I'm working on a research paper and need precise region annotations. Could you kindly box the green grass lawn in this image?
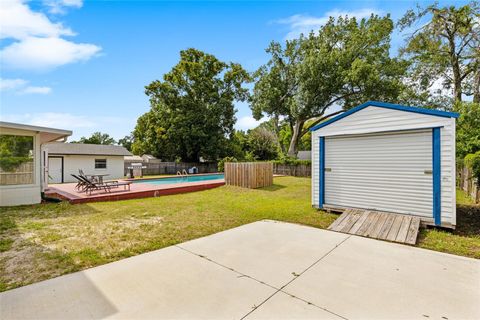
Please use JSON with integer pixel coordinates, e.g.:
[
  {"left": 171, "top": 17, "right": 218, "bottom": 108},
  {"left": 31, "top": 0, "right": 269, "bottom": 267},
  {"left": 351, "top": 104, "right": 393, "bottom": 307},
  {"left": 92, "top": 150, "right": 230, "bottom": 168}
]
[
  {"left": 0, "top": 176, "right": 479, "bottom": 292},
  {"left": 417, "top": 189, "right": 480, "bottom": 259}
]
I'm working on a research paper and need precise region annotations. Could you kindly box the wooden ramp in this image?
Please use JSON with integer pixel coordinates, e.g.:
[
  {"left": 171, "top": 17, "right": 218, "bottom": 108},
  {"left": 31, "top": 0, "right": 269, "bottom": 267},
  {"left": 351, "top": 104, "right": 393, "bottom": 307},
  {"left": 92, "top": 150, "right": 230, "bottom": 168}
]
[{"left": 328, "top": 208, "right": 421, "bottom": 245}]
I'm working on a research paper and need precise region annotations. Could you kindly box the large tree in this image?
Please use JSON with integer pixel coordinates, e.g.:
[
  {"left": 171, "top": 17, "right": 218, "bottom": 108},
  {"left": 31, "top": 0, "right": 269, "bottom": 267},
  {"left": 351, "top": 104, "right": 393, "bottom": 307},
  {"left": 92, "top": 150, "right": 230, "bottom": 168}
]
[
  {"left": 118, "top": 134, "right": 133, "bottom": 152},
  {"left": 73, "top": 132, "right": 116, "bottom": 145},
  {"left": 251, "top": 15, "right": 407, "bottom": 156},
  {"left": 455, "top": 102, "right": 480, "bottom": 159},
  {"left": 132, "top": 49, "right": 249, "bottom": 162},
  {"left": 398, "top": 2, "right": 480, "bottom": 103},
  {"left": 247, "top": 127, "right": 279, "bottom": 160}
]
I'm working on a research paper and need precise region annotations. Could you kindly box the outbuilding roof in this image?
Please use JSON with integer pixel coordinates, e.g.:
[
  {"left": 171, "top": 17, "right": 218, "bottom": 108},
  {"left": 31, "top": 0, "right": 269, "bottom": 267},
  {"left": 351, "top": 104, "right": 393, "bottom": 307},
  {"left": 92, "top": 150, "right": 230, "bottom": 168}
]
[
  {"left": 125, "top": 155, "right": 144, "bottom": 161},
  {"left": 46, "top": 143, "right": 132, "bottom": 156},
  {"left": 309, "top": 101, "right": 459, "bottom": 132}
]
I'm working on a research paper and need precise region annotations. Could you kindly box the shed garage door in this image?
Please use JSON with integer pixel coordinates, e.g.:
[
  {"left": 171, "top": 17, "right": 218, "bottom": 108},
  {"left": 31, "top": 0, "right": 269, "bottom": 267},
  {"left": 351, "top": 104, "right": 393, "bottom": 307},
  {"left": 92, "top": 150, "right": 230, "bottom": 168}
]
[{"left": 325, "top": 130, "right": 433, "bottom": 217}]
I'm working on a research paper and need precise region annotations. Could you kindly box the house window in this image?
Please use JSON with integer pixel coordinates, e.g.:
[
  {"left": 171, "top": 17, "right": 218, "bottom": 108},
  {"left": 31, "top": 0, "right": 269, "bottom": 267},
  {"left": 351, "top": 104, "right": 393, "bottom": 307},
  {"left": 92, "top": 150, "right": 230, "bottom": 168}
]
[
  {"left": 0, "top": 134, "right": 34, "bottom": 185},
  {"left": 95, "top": 159, "right": 107, "bottom": 169}
]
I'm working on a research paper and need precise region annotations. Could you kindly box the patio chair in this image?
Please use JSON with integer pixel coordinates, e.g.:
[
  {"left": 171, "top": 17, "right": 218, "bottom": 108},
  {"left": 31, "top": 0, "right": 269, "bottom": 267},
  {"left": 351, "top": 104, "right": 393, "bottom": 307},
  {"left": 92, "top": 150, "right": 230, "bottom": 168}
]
[
  {"left": 77, "top": 175, "right": 132, "bottom": 195},
  {"left": 76, "top": 175, "right": 113, "bottom": 195},
  {"left": 78, "top": 170, "right": 118, "bottom": 185},
  {"left": 79, "top": 169, "right": 97, "bottom": 182},
  {"left": 71, "top": 174, "right": 88, "bottom": 191}
]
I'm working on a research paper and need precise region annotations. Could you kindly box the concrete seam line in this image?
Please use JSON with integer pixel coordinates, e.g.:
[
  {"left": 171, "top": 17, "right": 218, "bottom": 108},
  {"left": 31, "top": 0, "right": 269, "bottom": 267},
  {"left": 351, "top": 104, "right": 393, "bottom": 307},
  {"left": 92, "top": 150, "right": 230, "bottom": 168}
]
[
  {"left": 240, "top": 236, "right": 351, "bottom": 320},
  {"left": 281, "top": 235, "right": 352, "bottom": 290},
  {"left": 177, "top": 244, "right": 346, "bottom": 319},
  {"left": 175, "top": 245, "right": 279, "bottom": 291}
]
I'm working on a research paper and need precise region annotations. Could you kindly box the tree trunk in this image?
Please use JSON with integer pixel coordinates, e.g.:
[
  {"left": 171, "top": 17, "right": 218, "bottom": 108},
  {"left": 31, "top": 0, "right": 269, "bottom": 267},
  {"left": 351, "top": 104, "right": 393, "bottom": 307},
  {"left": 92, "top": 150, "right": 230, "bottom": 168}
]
[
  {"left": 447, "top": 33, "right": 463, "bottom": 102},
  {"left": 473, "top": 67, "right": 480, "bottom": 103},
  {"left": 287, "top": 120, "right": 304, "bottom": 157},
  {"left": 272, "top": 114, "right": 285, "bottom": 153}
]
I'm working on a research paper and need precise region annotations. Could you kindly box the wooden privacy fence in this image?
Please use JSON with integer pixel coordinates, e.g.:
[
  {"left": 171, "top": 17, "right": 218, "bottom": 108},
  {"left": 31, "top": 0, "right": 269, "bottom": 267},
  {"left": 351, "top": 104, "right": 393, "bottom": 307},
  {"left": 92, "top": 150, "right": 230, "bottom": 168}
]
[
  {"left": 273, "top": 163, "right": 311, "bottom": 177},
  {"left": 224, "top": 162, "right": 273, "bottom": 189},
  {"left": 458, "top": 166, "right": 479, "bottom": 203},
  {"left": 0, "top": 161, "right": 34, "bottom": 185}
]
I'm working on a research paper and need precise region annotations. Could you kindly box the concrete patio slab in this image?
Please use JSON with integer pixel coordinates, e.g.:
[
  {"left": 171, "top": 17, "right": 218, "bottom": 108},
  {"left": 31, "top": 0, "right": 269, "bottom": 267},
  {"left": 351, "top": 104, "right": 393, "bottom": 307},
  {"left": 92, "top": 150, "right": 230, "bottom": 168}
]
[
  {"left": 0, "top": 246, "right": 275, "bottom": 319},
  {"left": 282, "top": 235, "right": 480, "bottom": 320},
  {"left": 1, "top": 220, "right": 479, "bottom": 320},
  {"left": 178, "top": 220, "right": 349, "bottom": 288},
  {"left": 244, "top": 291, "right": 344, "bottom": 320}
]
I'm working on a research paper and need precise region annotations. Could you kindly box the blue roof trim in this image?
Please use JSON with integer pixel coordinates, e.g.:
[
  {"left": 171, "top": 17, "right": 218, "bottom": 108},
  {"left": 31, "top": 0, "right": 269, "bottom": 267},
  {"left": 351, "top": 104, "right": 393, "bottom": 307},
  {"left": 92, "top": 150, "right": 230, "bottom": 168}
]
[{"left": 309, "top": 101, "right": 459, "bottom": 132}]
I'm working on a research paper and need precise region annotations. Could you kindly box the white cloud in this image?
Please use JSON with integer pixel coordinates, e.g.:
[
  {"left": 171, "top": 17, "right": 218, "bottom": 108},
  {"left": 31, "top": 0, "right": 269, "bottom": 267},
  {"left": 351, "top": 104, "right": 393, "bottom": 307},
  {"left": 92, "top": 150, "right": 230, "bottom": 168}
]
[
  {"left": 0, "top": 0, "right": 74, "bottom": 39},
  {"left": 0, "top": 112, "right": 95, "bottom": 129},
  {"left": 0, "top": 78, "right": 28, "bottom": 91},
  {"left": 2, "top": 37, "right": 101, "bottom": 70},
  {"left": 44, "top": 0, "right": 83, "bottom": 14},
  {"left": 277, "top": 8, "right": 382, "bottom": 40},
  {"left": 0, "top": 78, "right": 52, "bottom": 94},
  {"left": 235, "top": 116, "right": 264, "bottom": 131},
  {"left": 20, "top": 86, "right": 52, "bottom": 95},
  {"left": 0, "top": 0, "right": 101, "bottom": 71}
]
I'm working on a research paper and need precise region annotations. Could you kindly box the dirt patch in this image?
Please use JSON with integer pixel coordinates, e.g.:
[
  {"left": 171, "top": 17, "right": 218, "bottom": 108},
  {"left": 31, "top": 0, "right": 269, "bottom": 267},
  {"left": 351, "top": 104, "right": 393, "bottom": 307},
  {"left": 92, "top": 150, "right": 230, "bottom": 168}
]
[{"left": 455, "top": 204, "right": 480, "bottom": 236}]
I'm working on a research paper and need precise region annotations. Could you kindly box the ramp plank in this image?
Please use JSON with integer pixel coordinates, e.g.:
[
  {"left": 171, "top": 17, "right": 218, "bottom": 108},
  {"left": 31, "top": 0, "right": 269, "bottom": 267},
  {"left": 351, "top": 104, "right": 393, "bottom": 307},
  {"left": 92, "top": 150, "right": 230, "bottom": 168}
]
[
  {"left": 327, "top": 207, "right": 422, "bottom": 245},
  {"left": 405, "top": 217, "right": 421, "bottom": 245},
  {"left": 348, "top": 210, "right": 370, "bottom": 234}
]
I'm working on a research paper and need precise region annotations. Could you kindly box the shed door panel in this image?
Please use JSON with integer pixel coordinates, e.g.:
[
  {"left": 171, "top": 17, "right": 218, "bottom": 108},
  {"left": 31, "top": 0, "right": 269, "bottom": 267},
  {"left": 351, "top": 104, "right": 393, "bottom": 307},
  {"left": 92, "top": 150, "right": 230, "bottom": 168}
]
[
  {"left": 325, "top": 130, "right": 433, "bottom": 217},
  {"left": 48, "top": 157, "right": 63, "bottom": 184}
]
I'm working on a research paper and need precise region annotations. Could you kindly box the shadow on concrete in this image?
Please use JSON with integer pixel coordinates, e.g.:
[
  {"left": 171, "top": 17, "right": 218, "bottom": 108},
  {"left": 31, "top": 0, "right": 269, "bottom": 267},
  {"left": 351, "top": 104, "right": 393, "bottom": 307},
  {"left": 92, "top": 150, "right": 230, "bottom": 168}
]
[{"left": 1, "top": 271, "right": 118, "bottom": 319}]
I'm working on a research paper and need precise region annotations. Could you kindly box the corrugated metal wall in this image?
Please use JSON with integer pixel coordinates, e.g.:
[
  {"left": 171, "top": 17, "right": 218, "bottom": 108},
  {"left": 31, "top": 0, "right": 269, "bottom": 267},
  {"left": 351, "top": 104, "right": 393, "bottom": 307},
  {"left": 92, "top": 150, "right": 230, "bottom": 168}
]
[{"left": 325, "top": 130, "right": 433, "bottom": 217}]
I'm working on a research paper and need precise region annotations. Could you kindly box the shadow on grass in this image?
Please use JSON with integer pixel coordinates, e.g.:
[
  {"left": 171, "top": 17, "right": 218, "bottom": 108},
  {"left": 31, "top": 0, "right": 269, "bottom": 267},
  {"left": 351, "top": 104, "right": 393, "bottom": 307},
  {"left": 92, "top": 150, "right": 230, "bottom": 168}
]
[
  {"left": 260, "top": 184, "right": 287, "bottom": 191},
  {"left": 454, "top": 204, "right": 480, "bottom": 236},
  {"left": 0, "top": 201, "right": 101, "bottom": 220}
]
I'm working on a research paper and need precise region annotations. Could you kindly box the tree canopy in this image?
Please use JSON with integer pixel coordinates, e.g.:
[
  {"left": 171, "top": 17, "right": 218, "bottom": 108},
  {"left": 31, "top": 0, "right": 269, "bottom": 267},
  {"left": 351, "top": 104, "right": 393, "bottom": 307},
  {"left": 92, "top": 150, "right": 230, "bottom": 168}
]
[
  {"left": 251, "top": 14, "right": 407, "bottom": 156},
  {"left": 455, "top": 102, "right": 480, "bottom": 159},
  {"left": 132, "top": 49, "right": 250, "bottom": 162},
  {"left": 398, "top": 1, "right": 480, "bottom": 103},
  {"left": 118, "top": 134, "right": 133, "bottom": 151},
  {"left": 72, "top": 132, "right": 116, "bottom": 145}
]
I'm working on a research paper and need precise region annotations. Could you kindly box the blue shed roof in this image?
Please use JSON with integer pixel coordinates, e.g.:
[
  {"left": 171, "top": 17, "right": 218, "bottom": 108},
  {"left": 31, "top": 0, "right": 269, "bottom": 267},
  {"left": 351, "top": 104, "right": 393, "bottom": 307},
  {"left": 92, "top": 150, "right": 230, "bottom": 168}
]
[{"left": 309, "top": 101, "right": 459, "bottom": 132}]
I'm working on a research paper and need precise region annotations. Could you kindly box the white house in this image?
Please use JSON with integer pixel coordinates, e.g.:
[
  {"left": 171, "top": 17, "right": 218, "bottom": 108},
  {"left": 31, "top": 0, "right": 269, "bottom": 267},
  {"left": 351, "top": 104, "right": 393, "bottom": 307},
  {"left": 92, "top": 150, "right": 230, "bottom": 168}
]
[
  {"left": 310, "top": 101, "right": 459, "bottom": 228},
  {"left": 44, "top": 143, "right": 132, "bottom": 183},
  {"left": 0, "top": 122, "right": 72, "bottom": 206}
]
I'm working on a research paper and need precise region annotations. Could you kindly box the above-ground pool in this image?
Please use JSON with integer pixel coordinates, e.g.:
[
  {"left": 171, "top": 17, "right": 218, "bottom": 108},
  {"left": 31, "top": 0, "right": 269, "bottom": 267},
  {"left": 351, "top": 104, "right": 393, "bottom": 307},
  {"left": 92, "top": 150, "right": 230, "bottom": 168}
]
[{"left": 133, "top": 174, "right": 224, "bottom": 185}]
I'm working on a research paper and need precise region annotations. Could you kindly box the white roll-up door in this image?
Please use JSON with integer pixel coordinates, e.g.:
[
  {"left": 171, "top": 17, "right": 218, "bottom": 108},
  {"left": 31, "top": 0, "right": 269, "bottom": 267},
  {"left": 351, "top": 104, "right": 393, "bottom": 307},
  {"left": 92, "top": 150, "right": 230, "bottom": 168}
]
[{"left": 325, "top": 130, "right": 433, "bottom": 217}]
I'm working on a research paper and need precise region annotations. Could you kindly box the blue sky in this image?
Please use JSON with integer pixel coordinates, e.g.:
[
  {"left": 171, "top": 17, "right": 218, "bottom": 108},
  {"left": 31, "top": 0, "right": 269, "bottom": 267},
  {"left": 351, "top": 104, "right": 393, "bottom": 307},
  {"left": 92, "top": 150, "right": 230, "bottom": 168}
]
[{"left": 0, "top": 0, "right": 467, "bottom": 141}]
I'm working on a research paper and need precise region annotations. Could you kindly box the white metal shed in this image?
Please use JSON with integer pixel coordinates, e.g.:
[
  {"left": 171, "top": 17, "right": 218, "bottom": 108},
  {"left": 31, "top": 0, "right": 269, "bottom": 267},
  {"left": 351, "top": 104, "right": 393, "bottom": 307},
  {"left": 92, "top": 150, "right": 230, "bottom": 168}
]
[{"left": 310, "top": 101, "right": 459, "bottom": 228}]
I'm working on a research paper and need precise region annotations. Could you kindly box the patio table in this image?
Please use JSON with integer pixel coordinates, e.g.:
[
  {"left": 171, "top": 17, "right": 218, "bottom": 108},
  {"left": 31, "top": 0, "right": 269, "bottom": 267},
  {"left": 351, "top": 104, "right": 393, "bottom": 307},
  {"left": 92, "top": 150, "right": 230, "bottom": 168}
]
[{"left": 90, "top": 174, "right": 110, "bottom": 184}]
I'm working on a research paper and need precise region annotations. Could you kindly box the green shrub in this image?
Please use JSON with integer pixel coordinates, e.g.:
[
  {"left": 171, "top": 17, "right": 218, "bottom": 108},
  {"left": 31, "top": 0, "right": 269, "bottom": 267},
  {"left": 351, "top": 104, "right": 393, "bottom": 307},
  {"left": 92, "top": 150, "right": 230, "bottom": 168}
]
[
  {"left": 218, "top": 156, "right": 237, "bottom": 172},
  {"left": 271, "top": 155, "right": 311, "bottom": 166},
  {"left": 0, "top": 156, "right": 32, "bottom": 172},
  {"left": 465, "top": 151, "right": 480, "bottom": 187}
]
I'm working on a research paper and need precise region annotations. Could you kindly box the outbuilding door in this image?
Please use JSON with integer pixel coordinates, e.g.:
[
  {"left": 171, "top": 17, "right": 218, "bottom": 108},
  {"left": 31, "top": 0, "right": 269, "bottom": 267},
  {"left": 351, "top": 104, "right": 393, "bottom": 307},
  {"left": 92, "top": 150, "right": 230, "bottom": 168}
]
[
  {"left": 324, "top": 130, "right": 434, "bottom": 218},
  {"left": 48, "top": 157, "right": 63, "bottom": 184}
]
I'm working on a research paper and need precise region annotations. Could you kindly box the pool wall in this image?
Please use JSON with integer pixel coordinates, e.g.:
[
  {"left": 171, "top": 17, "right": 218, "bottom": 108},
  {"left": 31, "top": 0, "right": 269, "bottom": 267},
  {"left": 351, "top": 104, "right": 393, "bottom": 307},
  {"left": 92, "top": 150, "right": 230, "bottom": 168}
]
[
  {"left": 125, "top": 172, "right": 224, "bottom": 183},
  {"left": 45, "top": 178, "right": 225, "bottom": 204}
]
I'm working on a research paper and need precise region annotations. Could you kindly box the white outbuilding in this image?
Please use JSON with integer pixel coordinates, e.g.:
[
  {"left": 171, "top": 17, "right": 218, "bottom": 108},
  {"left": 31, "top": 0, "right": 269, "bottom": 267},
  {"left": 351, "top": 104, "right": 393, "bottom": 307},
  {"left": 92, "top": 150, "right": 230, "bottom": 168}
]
[
  {"left": 44, "top": 143, "right": 132, "bottom": 183},
  {"left": 310, "top": 101, "right": 459, "bottom": 228}
]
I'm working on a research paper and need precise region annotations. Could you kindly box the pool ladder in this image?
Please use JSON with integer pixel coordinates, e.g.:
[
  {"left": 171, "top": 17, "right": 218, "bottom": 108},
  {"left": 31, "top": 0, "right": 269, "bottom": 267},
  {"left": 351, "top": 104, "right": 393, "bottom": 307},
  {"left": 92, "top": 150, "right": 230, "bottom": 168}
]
[{"left": 176, "top": 169, "right": 189, "bottom": 178}]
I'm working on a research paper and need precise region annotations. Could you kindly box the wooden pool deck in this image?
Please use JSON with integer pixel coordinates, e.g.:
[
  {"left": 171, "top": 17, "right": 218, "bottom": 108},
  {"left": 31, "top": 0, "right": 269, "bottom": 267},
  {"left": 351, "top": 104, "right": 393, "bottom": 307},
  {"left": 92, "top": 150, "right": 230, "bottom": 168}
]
[
  {"left": 45, "top": 179, "right": 225, "bottom": 204},
  {"left": 328, "top": 208, "right": 421, "bottom": 245}
]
